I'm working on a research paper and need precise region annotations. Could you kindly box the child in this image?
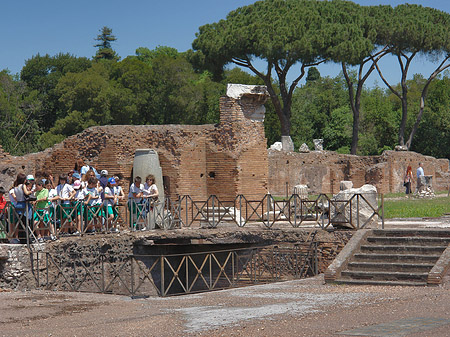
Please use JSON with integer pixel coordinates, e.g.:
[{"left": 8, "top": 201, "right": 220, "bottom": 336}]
[
  {"left": 112, "top": 176, "right": 125, "bottom": 224},
  {"left": 55, "top": 174, "right": 76, "bottom": 234},
  {"left": 84, "top": 177, "right": 101, "bottom": 233},
  {"left": 33, "top": 179, "right": 49, "bottom": 242},
  {"left": 46, "top": 180, "right": 58, "bottom": 240},
  {"left": 73, "top": 180, "right": 84, "bottom": 234},
  {"left": 103, "top": 177, "right": 118, "bottom": 232}
]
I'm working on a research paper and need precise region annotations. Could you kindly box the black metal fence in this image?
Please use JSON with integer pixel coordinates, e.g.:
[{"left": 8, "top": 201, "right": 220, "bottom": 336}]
[
  {"left": 0, "top": 193, "right": 383, "bottom": 246},
  {"left": 30, "top": 242, "right": 319, "bottom": 297}
]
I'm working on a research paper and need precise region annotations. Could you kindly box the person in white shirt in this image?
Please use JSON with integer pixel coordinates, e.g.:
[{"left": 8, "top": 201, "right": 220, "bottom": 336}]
[
  {"left": 103, "top": 177, "right": 119, "bottom": 232},
  {"left": 143, "top": 174, "right": 159, "bottom": 215},
  {"left": 72, "top": 180, "right": 84, "bottom": 234},
  {"left": 143, "top": 174, "right": 159, "bottom": 202},
  {"left": 84, "top": 177, "right": 101, "bottom": 233},
  {"left": 55, "top": 174, "right": 76, "bottom": 234},
  {"left": 113, "top": 176, "right": 125, "bottom": 204},
  {"left": 46, "top": 180, "right": 58, "bottom": 240},
  {"left": 128, "top": 176, "right": 144, "bottom": 229}
]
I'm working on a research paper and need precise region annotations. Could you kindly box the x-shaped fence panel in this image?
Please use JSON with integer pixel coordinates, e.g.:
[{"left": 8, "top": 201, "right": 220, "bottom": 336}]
[{"left": 30, "top": 243, "right": 318, "bottom": 297}]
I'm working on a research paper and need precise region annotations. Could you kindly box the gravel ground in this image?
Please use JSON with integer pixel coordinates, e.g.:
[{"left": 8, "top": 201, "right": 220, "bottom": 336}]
[{"left": 1, "top": 274, "right": 450, "bottom": 337}]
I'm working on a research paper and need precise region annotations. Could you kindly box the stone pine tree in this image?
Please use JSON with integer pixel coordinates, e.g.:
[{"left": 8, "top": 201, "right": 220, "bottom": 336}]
[
  {"left": 94, "top": 26, "right": 119, "bottom": 61},
  {"left": 373, "top": 4, "right": 450, "bottom": 150},
  {"left": 337, "top": 4, "right": 390, "bottom": 155},
  {"left": 193, "top": 0, "right": 373, "bottom": 140}
]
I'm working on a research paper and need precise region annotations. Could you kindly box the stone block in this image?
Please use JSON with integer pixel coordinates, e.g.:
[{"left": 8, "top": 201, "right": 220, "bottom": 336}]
[
  {"left": 281, "top": 136, "right": 294, "bottom": 152},
  {"left": 340, "top": 181, "right": 353, "bottom": 191},
  {"left": 293, "top": 184, "right": 308, "bottom": 200},
  {"left": 270, "top": 142, "right": 283, "bottom": 151},
  {"left": 313, "top": 139, "right": 323, "bottom": 151},
  {"left": 299, "top": 143, "right": 310, "bottom": 153},
  {"left": 331, "top": 184, "right": 378, "bottom": 229}
]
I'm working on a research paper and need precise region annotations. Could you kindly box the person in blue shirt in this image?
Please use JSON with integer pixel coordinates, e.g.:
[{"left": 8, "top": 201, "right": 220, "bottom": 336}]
[{"left": 416, "top": 162, "right": 424, "bottom": 191}]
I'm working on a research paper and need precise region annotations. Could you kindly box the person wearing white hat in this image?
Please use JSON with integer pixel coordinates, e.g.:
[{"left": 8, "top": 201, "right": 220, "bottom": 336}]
[{"left": 26, "top": 174, "right": 36, "bottom": 193}]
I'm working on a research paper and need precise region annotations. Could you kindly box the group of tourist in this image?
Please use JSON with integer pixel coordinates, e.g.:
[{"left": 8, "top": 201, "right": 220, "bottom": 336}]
[{"left": 0, "top": 159, "right": 159, "bottom": 244}]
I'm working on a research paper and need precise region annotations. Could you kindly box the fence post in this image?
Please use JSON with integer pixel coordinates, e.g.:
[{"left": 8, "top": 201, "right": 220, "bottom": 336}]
[
  {"left": 46, "top": 252, "right": 49, "bottom": 289},
  {"left": 211, "top": 195, "right": 216, "bottom": 227},
  {"left": 357, "top": 194, "right": 360, "bottom": 229},
  {"left": 314, "top": 242, "right": 318, "bottom": 275},
  {"left": 160, "top": 255, "right": 165, "bottom": 296},
  {"left": 130, "top": 256, "right": 135, "bottom": 296},
  {"left": 101, "top": 255, "right": 105, "bottom": 293},
  {"left": 381, "top": 194, "right": 385, "bottom": 229},
  {"left": 209, "top": 253, "right": 212, "bottom": 290}
]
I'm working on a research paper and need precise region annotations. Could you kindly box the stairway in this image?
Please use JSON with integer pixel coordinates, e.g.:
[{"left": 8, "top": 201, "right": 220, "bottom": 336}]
[{"left": 332, "top": 229, "right": 450, "bottom": 286}]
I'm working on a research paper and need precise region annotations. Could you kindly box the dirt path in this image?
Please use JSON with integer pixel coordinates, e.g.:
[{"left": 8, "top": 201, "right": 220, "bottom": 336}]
[{"left": 1, "top": 274, "right": 450, "bottom": 336}]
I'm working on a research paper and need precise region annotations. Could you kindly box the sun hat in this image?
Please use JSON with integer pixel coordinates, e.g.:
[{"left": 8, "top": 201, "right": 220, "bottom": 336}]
[
  {"left": 108, "top": 177, "right": 116, "bottom": 185},
  {"left": 73, "top": 180, "right": 81, "bottom": 189}
]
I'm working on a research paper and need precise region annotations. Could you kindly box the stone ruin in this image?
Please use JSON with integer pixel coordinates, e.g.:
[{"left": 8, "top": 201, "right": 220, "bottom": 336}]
[
  {"left": 415, "top": 175, "right": 436, "bottom": 198},
  {"left": 269, "top": 150, "right": 450, "bottom": 195},
  {"left": 0, "top": 84, "right": 270, "bottom": 202}
]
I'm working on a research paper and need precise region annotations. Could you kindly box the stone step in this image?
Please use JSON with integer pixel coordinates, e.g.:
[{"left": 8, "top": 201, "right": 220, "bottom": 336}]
[
  {"left": 347, "top": 261, "right": 434, "bottom": 272},
  {"left": 334, "top": 278, "right": 428, "bottom": 287},
  {"left": 360, "top": 245, "right": 447, "bottom": 254},
  {"left": 341, "top": 270, "right": 428, "bottom": 282},
  {"left": 366, "top": 236, "right": 450, "bottom": 246},
  {"left": 353, "top": 253, "right": 441, "bottom": 263},
  {"left": 372, "top": 229, "right": 450, "bottom": 238}
]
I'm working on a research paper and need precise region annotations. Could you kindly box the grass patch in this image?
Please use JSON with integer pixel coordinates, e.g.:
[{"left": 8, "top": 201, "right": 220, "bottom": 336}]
[
  {"left": 383, "top": 196, "right": 450, "bottom": 218},
  {"left": 384, "top": 190, "right": 448, "bottom": 199}
]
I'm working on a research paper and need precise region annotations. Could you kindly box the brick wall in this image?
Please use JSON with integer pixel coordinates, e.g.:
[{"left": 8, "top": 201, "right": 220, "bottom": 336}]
[
  {"left": 268, "top": 150, "right": 450, "bottom": 195},
  {"left": 0, "top": 94, "right": 270, "bottom": 202}
]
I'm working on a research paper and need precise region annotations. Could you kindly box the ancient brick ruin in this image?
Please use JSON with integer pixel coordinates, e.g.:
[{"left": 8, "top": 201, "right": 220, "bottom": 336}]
[
  {"left": 0, "top": 85, "right": 269, "bottom": 201},
  {"left": 269, "top": 150, "right": 450, "bottom": 195}
]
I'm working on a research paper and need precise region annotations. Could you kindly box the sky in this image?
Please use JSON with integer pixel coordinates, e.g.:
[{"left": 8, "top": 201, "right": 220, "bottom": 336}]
[{"left": 2, "top": 0, "right": 450, "bottom": 87}]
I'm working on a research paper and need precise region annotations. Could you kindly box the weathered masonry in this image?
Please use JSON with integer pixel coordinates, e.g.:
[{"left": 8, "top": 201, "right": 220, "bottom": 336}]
[
  {"left": 0, "top": 84, "right": 270, "bottom": 201},
  {"left": 268, "top": 150, "right": 450, "bottom": 195}
]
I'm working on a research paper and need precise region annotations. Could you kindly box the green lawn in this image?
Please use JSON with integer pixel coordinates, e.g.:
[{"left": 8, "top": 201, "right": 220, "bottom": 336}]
[{"left": 383, "top": 196, "right": 450, "bottom": 219}]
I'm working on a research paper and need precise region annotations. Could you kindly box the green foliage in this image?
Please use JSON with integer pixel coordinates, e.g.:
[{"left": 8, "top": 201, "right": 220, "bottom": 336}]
[
  {"left": 20, "top": 53, "right": 92, "bottom": 131},
  {"left": 135, "top": 46, "right": 179, "bottom": 65},
  {"left": 94, "top": 26, "right": 119, "bottom": 61},
  {"left": 305, "top": 67, "right": 320, "bottom": 83},
  {"left": 193, "top": 0, "right": 374, "bottom": 137},
  {"left": 0, "top": 71, "right": 42, "bottom": 155},
  {"left": 290, "top": 75, "right": 350, "bottom": 150},
  {"left": 3, "top": 4, "right": 450, "bottom": 160},
  {"left": 412, "top": 73, "right": 450, "bottom": 158},
  {"left": 359, "top": 87, "right": 398, "bottom": 155},
  {"left": 322, "top": 106, "right": 352, "bottom": 151}
]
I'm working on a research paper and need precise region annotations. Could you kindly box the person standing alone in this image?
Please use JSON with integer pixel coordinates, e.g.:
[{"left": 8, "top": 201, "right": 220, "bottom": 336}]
[{"left": 416, "top": 162, "right": 425, "bottom": 192}]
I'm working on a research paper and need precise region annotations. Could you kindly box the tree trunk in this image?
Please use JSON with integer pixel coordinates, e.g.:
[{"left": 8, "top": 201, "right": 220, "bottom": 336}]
[
  {"left": 405, "top": 96, "right": 425, "bottom": 149},
  {"left": 350, "top": 108, "right": 360, "bottom": 155},
  {"left": 398, "top": 97, "right": 408, "bottom": 147}
]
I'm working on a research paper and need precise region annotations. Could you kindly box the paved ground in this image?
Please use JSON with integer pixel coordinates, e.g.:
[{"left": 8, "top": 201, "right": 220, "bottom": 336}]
[
  {"left": 1, "top": 273, "right": 450, "bottom": 337},
  {"left": 2, "top": 217, "right": 450, "bottom": 336}
]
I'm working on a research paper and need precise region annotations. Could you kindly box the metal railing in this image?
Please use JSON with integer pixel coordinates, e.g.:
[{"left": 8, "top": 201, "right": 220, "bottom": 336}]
[
  {"left": 171, "top": 193, "right": 383, "bottom": 229},
  {"left": 30, "top": 242, "right": 318, "bottom": 297},
  {"left": 0, "top": 193, "right": 383, "bottom": 246}
]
